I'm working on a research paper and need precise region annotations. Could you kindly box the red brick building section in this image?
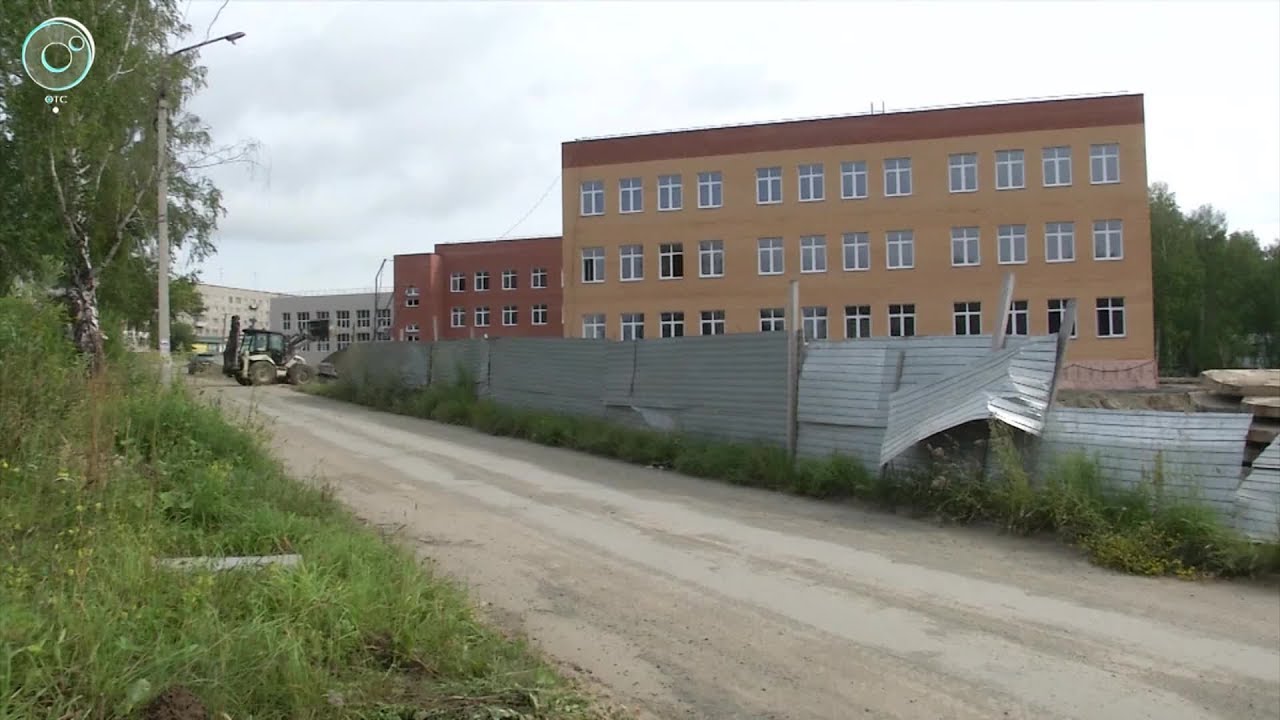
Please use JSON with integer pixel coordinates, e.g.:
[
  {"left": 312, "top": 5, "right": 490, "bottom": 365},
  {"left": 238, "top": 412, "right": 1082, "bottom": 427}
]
[{"left": 391, "top": 236, "right": 563, "bottom": 341}]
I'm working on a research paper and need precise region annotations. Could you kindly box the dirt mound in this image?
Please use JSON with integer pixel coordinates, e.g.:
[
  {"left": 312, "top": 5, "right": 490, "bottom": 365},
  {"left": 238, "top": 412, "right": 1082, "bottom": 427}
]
[{"left": 142, "top": 686, "right": 208, "bottom": 720}]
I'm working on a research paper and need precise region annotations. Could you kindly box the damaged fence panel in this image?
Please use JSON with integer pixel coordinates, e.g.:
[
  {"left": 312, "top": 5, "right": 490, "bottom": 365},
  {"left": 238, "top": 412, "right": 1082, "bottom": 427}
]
[{"left": 1234, "top": 438, "right": 1280, "bottom": 542}]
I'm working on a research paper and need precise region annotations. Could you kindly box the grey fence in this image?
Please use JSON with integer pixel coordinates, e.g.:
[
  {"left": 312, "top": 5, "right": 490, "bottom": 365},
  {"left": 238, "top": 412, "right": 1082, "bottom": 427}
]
[{"left": 324, "top": 333, "right": 1277, "bottom": 541}]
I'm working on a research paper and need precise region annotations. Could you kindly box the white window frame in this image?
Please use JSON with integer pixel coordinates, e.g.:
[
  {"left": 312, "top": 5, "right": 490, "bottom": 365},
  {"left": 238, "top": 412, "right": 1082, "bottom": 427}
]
[
  {"left": 1093, "top": 219, "right": 1124, "bottom": 260},
  {"left": 886, "top": 230, "right": 914, "bottom": 269},
  {"left": 844, "top": 305, "right": 871, "bottom": 339},
  {"left": 281, "top": 312, "right": 291, "bottom": 331},
  {"left": 1042, "top": 146, "right": 1072, "bottom": 187},
  {"left": 336, "top": 332, "right": 351, "bottom": 349},
  {"left": 658, "top": 174, "right": 683, "bottom": 211},
  {"left": 619, "top": 244, "right": 644, "bottom": 281},
  {"left": 997, "top": 224, "right": 1028, "bottom": 265},
  {"left": 474, "top": 306, "right": 490, "bottom": 327},
  {"left": 580, "top": 180, "right": 604, "bottom": 216},
  {"left": 619, "top": 177, "right": 643, "bottom": 213},
  {"left": 697, "top": 171, "right": 723, "bottom": 209},
  {"left": 951, "top": 227, "right": 981, "bottom": 267},
  {"left": 336, "top": 310, "right": 350, "bottom": 328},
  {"left": 801, "top": 306, "right": 828, "bottom": 341},
  {"left": 501, "top": 305, "right": 518, "bottom": 326},
  {"left": 757, "top": 237, "right": 784, "bottom": 275},
  {"left": 405, "top": 297, "right": 419, "bottom": 308},
  {"left": 501, "top": 270, "right": 517, "bottom": 290},
  {"left": 659, "top": 242, "right": 685, "bottom": 279},
  {"left": 953, "top": 301, "right": 982, "bottom": 336},
  {"left": 884, "top": 157, "right": 912, "bottom": 197},
  {"left": 699, "top": 310, "right": 726, "bottom": 336},
  {"left": 659, "top": 311, "right": 685, "bottom": 338},
  {"left": 1090, "top": 143, "right": 1120, "bottom": 184},
  {"left": 756, "top": 167, "right": 782, "bottom": 204},
  {"left": 449, "top": 272, "right": 466, "bottom": 292},
  {"left": 1045, "top": 222, "right": 1076, "bottom": 263},
  {"left": 759, "top": 308, "right": 785, "bottom": 332},
  {"left": 581, "top": 247, "right": 605, "bottom": 283},
  {"left": 531, "top": 303, "right": 549, "bottom": 326},
  {"left": 405, "top": 285, "right": 419, "bottom": 297},
  {"left": 842, "top": 232, "right": 870, "bottom": 271},
  {"left": 450, "top": 307, "right": 465, "bottom": 328},
  {"left": 800, "top": 235, "right": 827, "bottom": 273},
  {"left": 888, "top": 304, "right": 916, "bottom": 337},
  {"left": 473, "top": 271, "right": 490, "bottom": 292},
  {"left": 698, "top": 239, "right": 725, "bottom": 278},
  {"left": 1006, "top": 300, "right": 1029, "bottom": 337},
  {"left": 948, "top": 153, "right": 978, "bottom": 193},
  {"left": 620, "top": 312, "right": 644, "bottom": 341},
  {"left": 840, "top": 161, "right": 868, "bottom": 199},
  {"left": 355, "top": 310, "right": 370, "bottom": 328},
  {"left": 797, "top": 163, "right": 824, "bottom": 202},
  {"left": 582, "top": 313, "right": 606, "bottom": 339},
  {"left": 995, "top": 149, "right": 1025, "bottom": 190},
  {"left": 1096, "top": 297, "right": 1126, "bottom": 338},
  {"left": 531, "top": 267, "right": 548, "bottom": 288},
  {"left": 1047, "top": 298, "right": 1078, "bottom": 338}
]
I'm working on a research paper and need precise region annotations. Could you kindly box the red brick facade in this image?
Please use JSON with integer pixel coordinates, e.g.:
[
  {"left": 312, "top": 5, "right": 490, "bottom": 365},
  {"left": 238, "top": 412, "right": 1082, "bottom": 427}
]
[{"left": 391, "top": 236, "right": 563, "bottom": 341}]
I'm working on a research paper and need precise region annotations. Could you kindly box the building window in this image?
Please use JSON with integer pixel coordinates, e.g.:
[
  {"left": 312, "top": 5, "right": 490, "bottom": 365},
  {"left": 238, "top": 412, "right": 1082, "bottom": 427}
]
[
  {"left": 450, "top": 272, "right": 466, "bottom": 292},
  {"left": 659, "top": 242, "right": 685, "bottom": 279},
  {"left": 474, "top": 271, "right": 490, "bottom": 291},
  {"left": 953, "top": 301, "right": 982, "bottom": 335},
  {"left": 580, "top": 180, "right": 605, "bottom": 216},
  {"left": 841, "top": 161, "right": 868, "bottom": 199},
  {"left": 884, "top": 157, "right": 912, "bottom": 196},
  {"left": 997, "top": 224, "right": 1028, "bottom": 264},
  {"left": 581, "top": 247, "right": 605, "bottom": 283},
  {"left": 802, "top": 306, "right": 828, "bottom": 340},
  {"left": 842, "top": 232, "right": 870, "bottom": 271},
  {"left": 1047, "top": 298, "right": 1077, "bottom": 338},
  {"left": 759, "top": 308, "right": 785, "bottom": 332},
  {"left": 532, "top": 304, "right": 548, "bottom": 325},
  {"left": 1045, "top": 222, "right": 1075, "bottom": 262},
  {"left": 336, "top": 332, "right": 351, "bottom": 349},
  {"left": 700, "top": 310, "right": 726, "bottom": 335},
  {"left": 660, "top": 311, "right": 685, "bottom": 338},
  {"left": 658, "top": 174, "right": 682, "bottom": 211},
  {"left": 756, "top": 166, "right": 782, "bottom": 204},
  {"left": 502, "top": 270, "right": 517, "bottom": 290},
  {"left": 888, "top": 304, "right": 916, "bottom": 337},
  {"left": 1096, "top": 297, "right": 1126, "bottom": 337},
  {"left": 356, "top": 332, "right": 371, "bottom": 342},
  {"left": 450, "top": 307, "right": 465, "bottom": 328},
  {"left": 474, "top": 306, "right": 490, "bottom": 327},
  {"left": 621, "top": 312, "right": 645, "bottom": 341},
  {"left": 993, "top": 149, "right": 1026, "bottom": 190},
  {"left": 1090, "top": 143, "right": 1120, "bottom": 184},
  {"left": 376, "top": 308, "right": 390, "bottom": 328},
  {"left": 800, "top": 235, "right": 827, "bottom": 273},
  {"left": 1042, "top": 146, "right": 1072, "bottom": 187},
  {"left": 619, "top": 177, "right": 643, "bottom": 213},
  {"left": 405, "top": 322, "right": 419, "bottom": 333},
  {"left": 948, "top": 153, "right": 978, "bottom": 193},
  {"left": 1006, "top": 300, "right": 1029, "bottom": 336},
  {"left": 844, "top": 305, "right": 871, "bottom": 339},
  {"left": 531, "top": 267, "right": 548, "bottom": 288},
  {"left": 335, "top": 310, "right": 350, "bottom": 328},
  {"left": 757, "top": 238, "right": 784, "bottom": 275},
  {"left": 297, "top": 311, "right": 310, "bottom": 324},
  {"left": 951, "top": 227, "right": 981, "bottom": 266},
  {"left": 1093, "top": 219, "right": 1124, "bottom": 260},
  {"left": 502, "top": 305, "right": 518, "bottom": 326},
  {"left": 281, "top": 312, "right": 291, "bottom": 330},
  {"left": 798, "top": 163, "right": 824, "bottom": 202},
  {"left": 698, "top": 239, "right": 724, "bottom": 278},
  {"left": 697, "top": 171, "right": 723, "bottom": 208},
  {"left": 405, "top": 285, "right": 419, "bottom": 297},
  {"left": 582, "top": 313, "right": 606, "bottom": 339},
  {"left": 355, "top": 309, "right": 369, "bottom": 328},
  {"left": 405, "top": 297, "right": 419, "bottom": 308},
  {"left": 314, "top": 340, "right": 331, "bottom": 352},
  {"left": 620, "top": 244, "right": 644, "bottom": 281},
  {"left": 886, "top": 230, "right": 914, "bottom": 269}
]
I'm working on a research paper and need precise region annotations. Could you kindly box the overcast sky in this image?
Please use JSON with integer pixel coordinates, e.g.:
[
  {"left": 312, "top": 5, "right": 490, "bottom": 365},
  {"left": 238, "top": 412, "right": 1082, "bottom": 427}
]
[{"left": 175, "top": 0, "right": 1280, "bottom": 294}]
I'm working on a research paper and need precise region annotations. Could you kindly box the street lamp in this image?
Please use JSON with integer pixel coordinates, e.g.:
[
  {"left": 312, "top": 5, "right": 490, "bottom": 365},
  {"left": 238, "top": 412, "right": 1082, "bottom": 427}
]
[{"left": 156, "top": 31, "right": 245, "bottom": 385}]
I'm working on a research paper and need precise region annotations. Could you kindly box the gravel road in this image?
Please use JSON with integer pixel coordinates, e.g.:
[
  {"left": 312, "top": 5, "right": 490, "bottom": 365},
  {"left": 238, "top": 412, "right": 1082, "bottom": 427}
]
[{"left": 201, "top": 381, "right": 1280, "bottom": 720}]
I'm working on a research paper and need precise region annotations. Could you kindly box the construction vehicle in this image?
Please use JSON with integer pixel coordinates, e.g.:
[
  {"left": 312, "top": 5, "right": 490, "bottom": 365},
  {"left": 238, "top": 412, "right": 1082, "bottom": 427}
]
[{"left": 221, "top": 314, "right": 330, "bottom": 386}]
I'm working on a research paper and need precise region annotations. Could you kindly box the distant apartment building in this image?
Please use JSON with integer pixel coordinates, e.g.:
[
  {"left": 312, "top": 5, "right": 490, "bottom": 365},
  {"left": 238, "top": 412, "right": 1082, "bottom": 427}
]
[
  {"left": 559, "top": 93, "right": 1156, "bottom": 388},
  {"left": 269, "top": 291, "right": 386, "bottom": 365},
  {"left": 392, "top": 236, "right": 563, "bottom": 342},
  {"left": 186, "top": 283, "right": 284, "bottom": 338}
]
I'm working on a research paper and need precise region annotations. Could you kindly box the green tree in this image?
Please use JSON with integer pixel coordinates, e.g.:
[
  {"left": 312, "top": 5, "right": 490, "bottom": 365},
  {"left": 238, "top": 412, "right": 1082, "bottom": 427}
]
[{"left": 169, "top": 320, "right": 196, "bottom": 352}]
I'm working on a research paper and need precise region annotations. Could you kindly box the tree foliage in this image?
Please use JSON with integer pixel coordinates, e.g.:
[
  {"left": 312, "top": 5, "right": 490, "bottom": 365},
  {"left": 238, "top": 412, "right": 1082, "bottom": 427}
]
[{"left": 1150, "top": 182, "right": 1280, "bottom": 374}]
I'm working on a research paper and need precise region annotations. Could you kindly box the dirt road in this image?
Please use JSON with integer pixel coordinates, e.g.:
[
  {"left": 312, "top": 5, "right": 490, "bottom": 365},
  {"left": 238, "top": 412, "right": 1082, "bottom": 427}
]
[{"left": 201, "top": 381, "right": 1280, "bottom": 720}]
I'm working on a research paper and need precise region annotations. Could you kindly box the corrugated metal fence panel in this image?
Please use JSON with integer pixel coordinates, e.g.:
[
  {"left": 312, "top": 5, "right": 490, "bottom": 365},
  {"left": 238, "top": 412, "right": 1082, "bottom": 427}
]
[
  {"left": 629, "top": 333, "right": 788, "bottom": 444},
  {"left": 488, "top": 337, "right": 608, "bottom": 417},
  {"left": 603, "top": 342, "right": 637, "bottom": 402},
  {"left": 429, "top": 339, "right": 486, "bottom": 387},
  {"left": 798, "top": 342, "right": 894, "bottom": 427},
  {"left": 895, "top": 335, "right": 1004, "bottom": 389},
  {"left": 1234, "top": 439, "right": 1280, "bottom": 541},
  {"left": 1039, "top": 408, "right": 1252, "bottom": 516}
]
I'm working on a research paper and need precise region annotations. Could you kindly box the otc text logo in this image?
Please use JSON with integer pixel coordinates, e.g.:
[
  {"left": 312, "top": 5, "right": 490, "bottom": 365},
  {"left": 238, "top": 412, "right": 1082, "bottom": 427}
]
[{"left": 22, "top": 17, "right": 96, "bottom": 93}]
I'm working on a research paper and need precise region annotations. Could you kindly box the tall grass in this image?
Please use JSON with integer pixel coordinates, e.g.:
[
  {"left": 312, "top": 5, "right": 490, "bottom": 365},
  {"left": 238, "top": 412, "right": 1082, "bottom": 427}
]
[
  {"left": 0, "top": 297, "right": 602, "bottom": 719},
  {"left": 311, "top": 372, "right": 1280, "bottom": 580}
]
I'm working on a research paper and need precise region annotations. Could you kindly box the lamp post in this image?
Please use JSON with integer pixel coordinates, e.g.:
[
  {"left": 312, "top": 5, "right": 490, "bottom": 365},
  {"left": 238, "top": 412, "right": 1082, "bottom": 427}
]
[{"left": 157, "top": 31, "right": 245, "bottom": 385}]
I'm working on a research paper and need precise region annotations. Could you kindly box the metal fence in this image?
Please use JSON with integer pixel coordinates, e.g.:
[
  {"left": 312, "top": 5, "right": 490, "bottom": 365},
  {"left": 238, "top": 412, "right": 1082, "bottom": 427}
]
[{"left": 325, "top": 333, "right": 1276, "bottom": 541}]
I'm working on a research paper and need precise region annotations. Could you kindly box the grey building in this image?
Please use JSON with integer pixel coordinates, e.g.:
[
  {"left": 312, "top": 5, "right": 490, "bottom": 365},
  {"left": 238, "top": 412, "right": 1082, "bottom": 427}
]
[
  {"left": 269, "top": 291, "right": 390, "bottom": 364},
  {"left": 187, "top": 283, "right": 285, "bottom": 338}
]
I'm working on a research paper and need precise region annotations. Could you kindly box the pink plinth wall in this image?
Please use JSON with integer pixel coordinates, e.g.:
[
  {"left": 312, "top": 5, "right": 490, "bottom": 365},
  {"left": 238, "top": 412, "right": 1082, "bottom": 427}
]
[{"left": 1057, "top": 359, "right": 1159, "bottom": 390}]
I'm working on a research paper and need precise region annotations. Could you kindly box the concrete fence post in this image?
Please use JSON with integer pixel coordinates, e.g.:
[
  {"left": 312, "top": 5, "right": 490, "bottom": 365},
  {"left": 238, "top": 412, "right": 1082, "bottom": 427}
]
[{"left": 992, "top": 271, "right": 1016, "bottom": 351}]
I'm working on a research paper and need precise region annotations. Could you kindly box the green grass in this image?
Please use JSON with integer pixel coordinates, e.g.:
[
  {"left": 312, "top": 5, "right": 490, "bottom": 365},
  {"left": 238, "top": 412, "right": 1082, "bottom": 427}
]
[
  {"left": 308, "top": 370, "right": 1280, "bottom": 581},
  {"left": 0, "top": 297, "right": 607, "bottom": 719}
]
